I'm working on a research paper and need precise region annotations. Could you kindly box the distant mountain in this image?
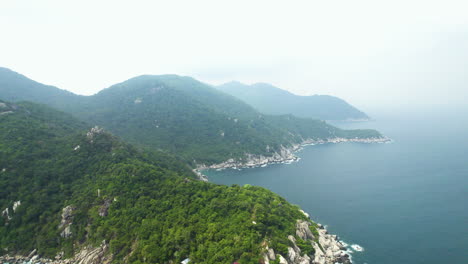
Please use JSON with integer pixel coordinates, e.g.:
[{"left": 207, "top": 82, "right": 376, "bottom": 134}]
[
  {"left": 217, "top": 81, "right": 369, "bottom": 121},
  {"left": 0, "top": 100, "right": 324, "bottom": 263},
  {"left": 0, "top": 68, "right": 383, "bottom": 166},
  {"left": 0, "top": 67, "right": 84, "bottom": 111}
]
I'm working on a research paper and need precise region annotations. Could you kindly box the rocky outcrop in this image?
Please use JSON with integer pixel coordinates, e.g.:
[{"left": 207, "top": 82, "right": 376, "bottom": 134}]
[
  {"left": 196, "top": 136, "right": 391, "bottom": 175},
  {"left": 2, "top": 207, "right": 11, "bottom": 222},
  {"left": 196, "top": 145, "right": 298, "bottom": 172},
  {"left": 1, "top": 201, "right": 22, "bottom": 224},
  {"left": 59, "top": 205, "right": 75, "bottom": 238},
  {"left": 193, "top": 169, "right": 208, "bottom": 182},
  {"left": 71, "top": 241, "right": 111, "bottom": 264},
  {"left": 99, "top": 199, "right": 112, "bottom": 217},
  {"left": 263, "top": 210, "right": 352, "bottom": 264},
  {"left": 86, "top": 126, "right": 104, "bottom": 143},
  {"left": 311, "top": 225, "right": 351, "bottom": 264},
  {"left": 0, "top": 241, "right": 111, "bottom": 264},
  {"left": 296, "top": 220, "right": 315, "bottom": 241},
  {"left": 12, "top": 201, "right": 21, "bottom": 212}
]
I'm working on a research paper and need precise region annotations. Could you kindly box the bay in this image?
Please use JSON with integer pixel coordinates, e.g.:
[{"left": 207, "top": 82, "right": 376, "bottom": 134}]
[{"left": 204, "top": 109, "right": 468, "bottom": 264}]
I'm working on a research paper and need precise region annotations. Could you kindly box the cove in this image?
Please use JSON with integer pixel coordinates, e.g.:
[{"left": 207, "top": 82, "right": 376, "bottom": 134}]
[{"left": 204, "top": 109, "right": 468, "bottom": 264}]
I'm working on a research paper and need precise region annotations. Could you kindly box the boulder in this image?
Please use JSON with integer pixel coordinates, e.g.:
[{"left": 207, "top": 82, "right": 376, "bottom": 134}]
[
  {"left": 296, "top": 220, "right": 315, "bottom": 241},
  {"left": 279, "top": 255, "right": 288, "bottom": 264},
  {"left": 267, "top": 248, "right": 276, "bottom": 260}
]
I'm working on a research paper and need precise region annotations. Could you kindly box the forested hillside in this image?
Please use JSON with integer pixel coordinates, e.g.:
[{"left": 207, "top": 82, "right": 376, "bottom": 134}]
[
  {"left": 217, "top": 81, "right": 369, "bottom": 121},
  {"left": 0, "top": 101, "right": 317, "bottom": 263},
  {"left": 0, "top": 68, "right": 384, "bottom": 166}
]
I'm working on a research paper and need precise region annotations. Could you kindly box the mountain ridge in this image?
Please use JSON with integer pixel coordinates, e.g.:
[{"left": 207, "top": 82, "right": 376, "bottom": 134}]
[
  {"left": 0, "top": 67, "right": 385, "bottom": 166},
  {"left": 217, "top": 81, "right": 370, "bottom": 121}
]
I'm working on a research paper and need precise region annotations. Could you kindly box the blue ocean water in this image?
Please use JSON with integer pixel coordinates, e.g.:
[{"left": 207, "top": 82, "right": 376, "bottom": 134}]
[{"left": 204, "top": 109, "right": 468, "bottom": 264}]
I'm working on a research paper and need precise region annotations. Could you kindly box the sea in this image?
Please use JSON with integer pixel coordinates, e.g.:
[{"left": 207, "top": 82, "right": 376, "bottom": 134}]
[{"left": 204, "top": 107, "right": 468, "bottom": 264}]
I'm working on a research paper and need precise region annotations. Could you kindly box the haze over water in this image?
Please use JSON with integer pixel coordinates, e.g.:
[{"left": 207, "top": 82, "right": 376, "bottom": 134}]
[{"left": 205, "top": 108, "right": 468, "bottom": 264}]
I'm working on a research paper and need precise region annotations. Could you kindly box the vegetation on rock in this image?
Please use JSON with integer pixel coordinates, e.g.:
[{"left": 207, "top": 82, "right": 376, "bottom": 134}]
[{"left": 0, "top": 101, "right": 315, "bottom": 263}]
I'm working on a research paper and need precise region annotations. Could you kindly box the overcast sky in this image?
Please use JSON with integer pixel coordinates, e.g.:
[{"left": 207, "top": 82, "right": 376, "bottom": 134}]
[{"left": 1, "top": 0, "right": 467, "bottom": 110}]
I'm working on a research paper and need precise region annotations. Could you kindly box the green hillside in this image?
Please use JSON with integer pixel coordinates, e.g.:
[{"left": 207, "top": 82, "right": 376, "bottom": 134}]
[
  {"left": 0, "top": 101, "right": 315, "bottom": 263},
  {"left": 217, "top": 81, "right": 369, "bottom": 121},
  {"left": 0, "top": 67, "right": 85, "bottom": 112},
  {"left": 0, "top": 68, "right": 384, "bottom": 166},
  {"left": 74, "top": 75, "right": 382, "bottom": 164}
]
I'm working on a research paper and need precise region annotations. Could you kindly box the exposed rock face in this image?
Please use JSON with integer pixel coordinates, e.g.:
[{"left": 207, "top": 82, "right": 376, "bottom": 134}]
[
  {"left": 312, "top": 225, "right": 351, "bottom": 264},
  {"left": 263, "top": 210, "right": 352, "bottom": 264},
  {"left": 2, "top": 207, "right": 11, "bottom": 221},
  {"left": 12, "top": 201, "right": 21, "bottom": 212},
  {"left": 278, "top": 255, "right": 288, "bottom": 264},
  {"left": 2, "top": 201, "right": 22, "bottom": 223},
  {"left": 192, "top": 169, "right": 208, "bottom": 182},
  {"left": 86, "top": 126, "right": 104, "bottom": 143},
  {"left": 196, "top": 145, "right": 298, "bottom": 172},
  {"left": 99, "top": 199, "right": 112, "bottom": 217},
  {"left": 59, "top": 205, "right": 75, "bottom": 238},
  {"left": 72, "top": 241, "right": 111, "bottom": 264},
  {"left": 267, "top": 248, "right": 276, "bottom": 260},
  {"left": 0, "top": 241, "right": 111, "bottom": 264},
  {"left": 296, "top": 220, "right": 315, "bottom": 241}
]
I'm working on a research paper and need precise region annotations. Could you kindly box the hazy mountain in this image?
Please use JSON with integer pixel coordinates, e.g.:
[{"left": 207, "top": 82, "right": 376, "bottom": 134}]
[
  {"left": 0, "top": 100, "right": 318, "bottom": 263},
  {"left": 0, "top": 68, "right": 383, "bottom": 165},
  {"left": 217, "top": 81, "right": 369, "bottom": 121},
  {"left": 0, "top": 67, "right": 84, "bottom": 112}
]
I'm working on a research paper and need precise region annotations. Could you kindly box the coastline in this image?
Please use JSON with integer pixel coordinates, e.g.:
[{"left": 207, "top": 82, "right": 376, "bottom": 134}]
[
  {"left": 195, "top": 136, "right": 391, "bottom": 179},
  {"left": 193, "top": 136, "right": 386, "bottom": 263},
  {"left": 263, "top": 209, "right": 355, "bottom": 264}
]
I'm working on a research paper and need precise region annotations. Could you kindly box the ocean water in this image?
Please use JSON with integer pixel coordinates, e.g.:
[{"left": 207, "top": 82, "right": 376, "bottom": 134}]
[{"left": 204, "top": 109, "right": 468, "bottom": 264}]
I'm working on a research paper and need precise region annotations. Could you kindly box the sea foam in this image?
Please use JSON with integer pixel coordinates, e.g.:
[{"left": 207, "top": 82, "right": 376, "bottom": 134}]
[{"left": 351, "top": 244, "right": 364, "bottom": 252}]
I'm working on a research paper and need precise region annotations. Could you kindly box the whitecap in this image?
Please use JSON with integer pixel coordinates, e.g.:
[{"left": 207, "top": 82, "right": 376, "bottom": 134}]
[{"left": 351, "top": 244, "right": 364, "bottom": 252}]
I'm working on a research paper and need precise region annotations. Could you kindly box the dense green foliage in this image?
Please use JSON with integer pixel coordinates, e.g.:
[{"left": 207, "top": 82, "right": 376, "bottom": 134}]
[
  {"left": 217, "top": 81, "right": 369, "bottom": 121},
  {"left": 0, "top": 68, "right": 382, "bottom": 166},
  {"left": 70, "top": 76, "right": 383, "bottom": 165},
  {"left": 0, "top": 101, "right": 312, "bottom": 263}
]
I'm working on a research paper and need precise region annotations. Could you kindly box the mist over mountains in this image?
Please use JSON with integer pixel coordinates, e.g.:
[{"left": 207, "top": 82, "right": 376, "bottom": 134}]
[{"left": 217, "top": 81, "right": 369, "bottom": 121}]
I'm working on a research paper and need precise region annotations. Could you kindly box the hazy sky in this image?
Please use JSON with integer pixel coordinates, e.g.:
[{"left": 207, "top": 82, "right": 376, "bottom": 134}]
[{"left": 1, "top": 0, "right": 467, "bottom": 110}]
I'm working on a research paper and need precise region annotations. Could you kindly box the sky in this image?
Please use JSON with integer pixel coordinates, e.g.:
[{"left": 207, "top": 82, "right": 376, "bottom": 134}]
[{"left": 1, "top": 0, "right": 467, "bottom": 110}]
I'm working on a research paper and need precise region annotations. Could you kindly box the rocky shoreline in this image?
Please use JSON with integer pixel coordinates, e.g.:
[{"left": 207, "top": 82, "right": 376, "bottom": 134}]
[
  {"left": 263, "top": 210, "right": 354, "bottom": 264},
  {"left": 195, "top": 136, "right": 391, "bottom": 178}
]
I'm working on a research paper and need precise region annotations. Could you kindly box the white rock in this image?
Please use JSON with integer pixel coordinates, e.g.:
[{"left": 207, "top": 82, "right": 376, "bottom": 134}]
[
  {"left": 2, "top": 208, "right": 11, "bottom": 220},
  {"left": 278, "top": 255, "right": 288, "bottom": 264},
  {"left": 12, "top": 201, "right": 21, "bottom": 212},
  {"left": 297, "top": 254, "right": 311, "bottom": 264},
  {"left": 288, "top": 247, "right": 297, "bottom": 262},
  {"left": 267, "top": 248, "right": 276, "bottom": 260}
]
